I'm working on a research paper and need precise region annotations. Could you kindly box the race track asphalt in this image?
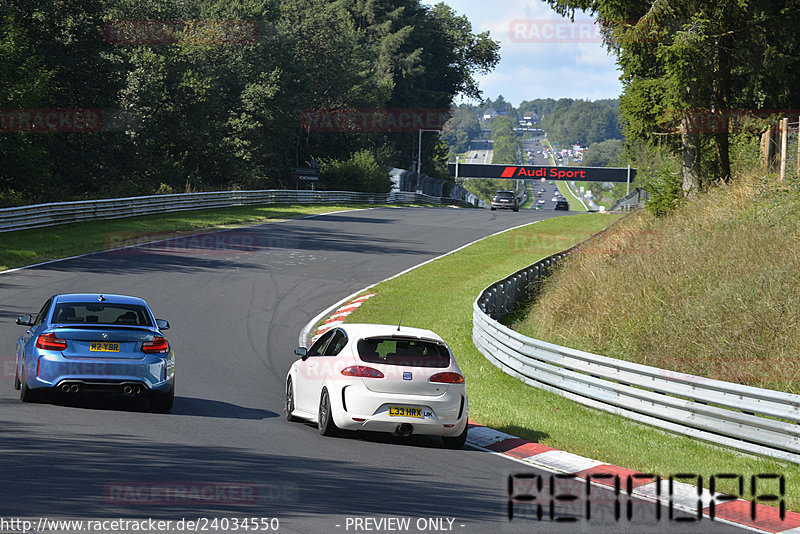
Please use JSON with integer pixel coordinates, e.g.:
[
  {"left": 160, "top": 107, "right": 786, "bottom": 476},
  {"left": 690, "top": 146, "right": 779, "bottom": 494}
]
[{"left": 0, "top": 206, "right": 741, "bottom": 533}]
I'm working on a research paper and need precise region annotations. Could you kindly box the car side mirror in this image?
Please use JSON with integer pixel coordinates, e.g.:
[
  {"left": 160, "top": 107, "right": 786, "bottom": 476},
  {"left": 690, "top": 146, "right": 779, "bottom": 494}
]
[
  {"left": 156, "top": 319, "right": 170, "bottom": 330},
  {"left": 16, "top": 314, "right": 34, "bottom": 326},
  {"left": 294, "top": 347, "right": 308, "bottom": 360}
]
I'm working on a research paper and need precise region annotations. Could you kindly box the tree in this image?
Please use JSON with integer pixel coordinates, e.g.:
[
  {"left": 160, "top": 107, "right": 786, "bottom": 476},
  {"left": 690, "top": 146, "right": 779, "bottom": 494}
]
[
  {"left": 441, "top": 105, "right": 480, "bottom": 155},
  {"left": 582, "top": 139, "right": 622, "bottom": 167},
  {"left": 0, "top": 0, "right": 501, "bottom": 204},
  {"left": 490, "top": 115, "right": 515, "bottom": 139},
  {"left": 544, "top": 0, "right": 800, "bottom": 192},
  {"left": 540, "top": 99, "right": 621, "bottom": 146}
]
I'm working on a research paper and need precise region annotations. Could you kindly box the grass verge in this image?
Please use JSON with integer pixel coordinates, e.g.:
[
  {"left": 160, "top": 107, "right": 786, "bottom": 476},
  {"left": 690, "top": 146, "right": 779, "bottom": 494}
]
[
  {"left": 557, "top": 182, "right": 587, "bottom": 212},
  {"left": 343, "top": 210, "right": 800, "bottom": 511},
  {"left": 517, "top": 173, "right": 800, "bottom": 394},
  {"left": 0, "top": 203, "right": 386, "bottom": 272},
  {"left": 519, "top": 182, "right": 533, "bottom": 209}
]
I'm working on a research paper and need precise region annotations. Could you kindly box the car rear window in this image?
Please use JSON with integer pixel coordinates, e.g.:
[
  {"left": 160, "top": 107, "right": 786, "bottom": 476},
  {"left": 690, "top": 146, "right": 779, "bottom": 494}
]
[
  {"left": 495, "top": 192, "right": 514, "bottom": 199},
  {"left": 52, "top": 303, "right": 152, "bottom": 326},
  {"left": 357, "top": 337, "right": 450, "bottom": 368}
]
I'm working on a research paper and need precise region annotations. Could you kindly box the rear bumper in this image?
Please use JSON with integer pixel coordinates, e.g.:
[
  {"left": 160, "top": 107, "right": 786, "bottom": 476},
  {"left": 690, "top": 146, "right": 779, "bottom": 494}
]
[
  {"left": 332, "top": 383, "right": 468, "bottom": 436},
  {"left": 27, "top": 351, "right": 174, "bottom": 392},
  {"left": 491, "top": 202, "right": 517, "bottom": 210}
]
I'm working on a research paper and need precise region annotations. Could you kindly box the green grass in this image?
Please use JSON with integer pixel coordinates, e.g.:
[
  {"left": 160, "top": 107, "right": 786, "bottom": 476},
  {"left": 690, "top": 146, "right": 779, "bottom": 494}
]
[
  {"left": 519, "top": 181, "right": 533, "bottom": 209},
  {"left": 517, "top": 173, "right": 800, "bottom": 394},
  {"left": 343, "top": 210, "right": 800, "bottom": 511},
  {"left": 556, "top": 182, "right": 587, "bottom": 212},
  {"left": 0, "top": 204, "right": 385, "bottom": 271},
  {"left": 573, "top": 180, "right": 630, "bottom": 209}
]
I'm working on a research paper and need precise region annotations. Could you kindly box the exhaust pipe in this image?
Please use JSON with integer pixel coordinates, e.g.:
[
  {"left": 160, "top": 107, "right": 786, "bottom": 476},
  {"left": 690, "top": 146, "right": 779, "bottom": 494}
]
[
  {"left": 123, "top": 385, "right": 133, "bottom": 395},
  {"left": 395, "top": 423, "right": 414, "bottom": 437},
  {"left": 61, "top": 384, "right": 71, "bottom": 393},
  {"left": 69, "top": 384, "right": 79, "bottom": 393},
  {"left": 132, "top": 386, "right": 141, "bottom": 395}
]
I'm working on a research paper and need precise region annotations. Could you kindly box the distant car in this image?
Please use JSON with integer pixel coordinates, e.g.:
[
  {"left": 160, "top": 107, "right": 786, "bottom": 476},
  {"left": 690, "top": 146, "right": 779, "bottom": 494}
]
[
  {"left": 491, "top": 191, "right": 519, "bottom": 212},
  {"left": 14, "top": 293, "right": 175, "bottom": 411},
  {"left": 537, "top": 199, "right": 545, "bottom": 205},
  {"left": 555, "top": 200, "right": 570, "bottom": 211},
  {"left": 285, "top": 324, "right": 469, "bottom": 448},
  {"left": 552, "top": 196, "right": 559, "bottom": 202}
]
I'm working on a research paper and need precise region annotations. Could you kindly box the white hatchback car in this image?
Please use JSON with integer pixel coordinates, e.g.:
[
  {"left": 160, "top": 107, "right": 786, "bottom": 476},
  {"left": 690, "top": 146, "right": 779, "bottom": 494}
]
[{"left": 285, "top": 324, "right": 469, "bottom": 448}]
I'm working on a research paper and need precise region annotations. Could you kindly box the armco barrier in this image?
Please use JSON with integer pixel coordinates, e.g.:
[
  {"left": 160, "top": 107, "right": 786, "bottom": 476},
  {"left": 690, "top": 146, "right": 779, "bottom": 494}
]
[
  {"left": 473, "top": 242, "right": 800, "bottom": 463},
  {"left": 610, "top": 187, "right": 650, "bottom": 212},
  {"left": 0, "top": 190, "right": 473, "bottom": 233}
]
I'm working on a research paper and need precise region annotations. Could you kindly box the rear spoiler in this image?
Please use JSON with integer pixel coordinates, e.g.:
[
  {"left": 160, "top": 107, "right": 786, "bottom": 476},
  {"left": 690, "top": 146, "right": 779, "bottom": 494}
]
[{"left": 53, "top": 324, "right": 154, "bottom": 332}]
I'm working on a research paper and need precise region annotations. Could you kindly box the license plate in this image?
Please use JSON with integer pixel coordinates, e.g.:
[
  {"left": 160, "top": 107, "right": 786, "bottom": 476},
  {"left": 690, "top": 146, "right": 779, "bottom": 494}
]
[
  {"left": 90, "top": 342, "right": 119, "bottom": 352},
  {"left": 389, "top": 406, "right": 422, "bottom": 418}
]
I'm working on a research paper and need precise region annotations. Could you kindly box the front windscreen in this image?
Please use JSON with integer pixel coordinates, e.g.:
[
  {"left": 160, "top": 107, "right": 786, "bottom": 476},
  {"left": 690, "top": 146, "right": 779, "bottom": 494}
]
[
  {"left": 357, "top": 337, "right": 450, "bottom": 368},
  {"left": 52, "top": 303, "right": 152, "bottom": 327}
]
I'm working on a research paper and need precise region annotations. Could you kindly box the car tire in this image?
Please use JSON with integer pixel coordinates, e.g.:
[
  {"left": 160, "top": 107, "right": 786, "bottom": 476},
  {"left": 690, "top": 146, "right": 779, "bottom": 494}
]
[
  {"left": 442, "top": 424, "right": 468, "bottom": 449},
  {"left": 151, "top": 380, "right": 175, "bottom": 413},
  {"left": 14, "top": 363, "right": 20, "bottom": 391},
  {"left": 285, "top": 377, "right": 299, "bottom": 422},
  {"left": 19, "top": 368, "right": 41, "bottom": 403},
  {"left": 513, "top": 206, "right": 519, "bottom": 212},
  {"left": 490, "top": 207, "right": 496, "bottom": 211},
  {"left": 318, "top": 388, "right": 339, "bottom": 437}
]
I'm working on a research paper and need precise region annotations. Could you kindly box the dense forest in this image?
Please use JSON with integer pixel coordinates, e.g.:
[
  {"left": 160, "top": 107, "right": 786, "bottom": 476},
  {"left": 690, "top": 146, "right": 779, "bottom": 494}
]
[
  {"left": 538, "top": 99, "right": 621, "bottom": 148},
  {"left": 0, "top": 0, "right": 499, "bottom": 206},
  {"left": 442, "top": 96, "right": 622, "bottom": 162}
]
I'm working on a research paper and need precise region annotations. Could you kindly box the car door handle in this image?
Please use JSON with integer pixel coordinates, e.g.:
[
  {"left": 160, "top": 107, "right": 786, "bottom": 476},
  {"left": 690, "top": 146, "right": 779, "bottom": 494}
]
[{"left": 26, "top": 329, "right": 32, "bottom": 334}]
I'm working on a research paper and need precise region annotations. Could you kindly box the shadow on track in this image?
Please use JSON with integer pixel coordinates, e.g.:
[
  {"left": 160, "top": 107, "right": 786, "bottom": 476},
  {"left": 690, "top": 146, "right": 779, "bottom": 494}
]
[
  {"left": 0, "top": 421, "right": 499, "bottom": 520},
  {"left": 26, "top": 393, "right": 277, "bottom": 420}
]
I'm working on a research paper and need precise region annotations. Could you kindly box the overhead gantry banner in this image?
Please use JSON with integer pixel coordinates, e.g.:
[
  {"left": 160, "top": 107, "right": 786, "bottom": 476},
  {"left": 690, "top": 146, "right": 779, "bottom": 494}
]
[{"left": 448, "top": 163, "right": 636, "bottom": 183}]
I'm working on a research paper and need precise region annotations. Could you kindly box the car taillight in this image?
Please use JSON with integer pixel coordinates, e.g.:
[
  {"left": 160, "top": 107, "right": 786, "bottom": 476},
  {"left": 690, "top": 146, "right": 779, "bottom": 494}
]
[
  {"left": 36, "top": 333, "right": 67, "bottom": 351},
  {"left": 429, "top": 372, "right": 465, "bottom": 384},
  {"left": 341, "top": 366, "right": 384, "bottom": 378},
  {"left": 142, "top": 336, "right": 169, "bottom": 354}
]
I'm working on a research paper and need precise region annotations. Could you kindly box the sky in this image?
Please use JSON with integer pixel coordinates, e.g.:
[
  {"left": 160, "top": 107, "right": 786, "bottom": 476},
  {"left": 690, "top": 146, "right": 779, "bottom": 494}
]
[{"left": 431, "top": 1, "right": 624, "bottom": 106}]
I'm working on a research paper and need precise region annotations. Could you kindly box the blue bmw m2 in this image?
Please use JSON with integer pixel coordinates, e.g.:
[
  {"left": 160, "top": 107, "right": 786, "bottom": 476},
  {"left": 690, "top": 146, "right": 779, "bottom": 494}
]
[{"left": 14, "top": 293, "right": 175, "bottom": 411}]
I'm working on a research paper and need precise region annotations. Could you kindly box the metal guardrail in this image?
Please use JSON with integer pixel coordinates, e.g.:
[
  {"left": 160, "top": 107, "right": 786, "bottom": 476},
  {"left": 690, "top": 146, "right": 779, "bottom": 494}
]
[
  {"left": 473, "top": 241, "right": 800, "bottom": 463},
  {"left": 610, "top": 187, "right": 650, "bottom": 212},
  {"left": 0, "top": 190, "right": 474, "bottom": 233}
]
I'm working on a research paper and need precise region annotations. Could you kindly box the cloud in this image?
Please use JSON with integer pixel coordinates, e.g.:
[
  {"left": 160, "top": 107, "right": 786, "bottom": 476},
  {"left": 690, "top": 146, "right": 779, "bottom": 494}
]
[{"left": 430, "top": 1, "right": 623, "bottom": 104}]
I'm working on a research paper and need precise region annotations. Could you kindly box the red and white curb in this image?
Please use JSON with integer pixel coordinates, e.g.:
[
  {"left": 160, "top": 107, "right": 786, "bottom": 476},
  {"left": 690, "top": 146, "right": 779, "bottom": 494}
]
[
  {"left": 312, "top": 294, "right": 376, "bottom": 341},
  {"left": 466, "top": 422, "right": 800, "bottom": 533}
]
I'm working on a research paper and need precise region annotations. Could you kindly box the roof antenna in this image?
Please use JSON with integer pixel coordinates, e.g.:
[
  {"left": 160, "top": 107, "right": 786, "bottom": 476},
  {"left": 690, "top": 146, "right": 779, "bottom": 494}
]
[{"left": 397, "top": 311, "right": 403, "bottom": 331}]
